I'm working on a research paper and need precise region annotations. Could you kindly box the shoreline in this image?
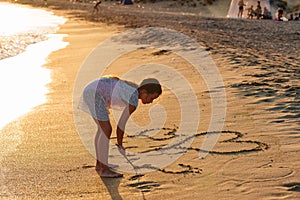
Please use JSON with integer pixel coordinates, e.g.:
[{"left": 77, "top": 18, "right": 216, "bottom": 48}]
[
  {"left": 0, "top": 2, "right": 67, "bottom": 130},
  {"left": 1, "top": 1, "right": 125, "bottom": 199},
  {"left": 1, "top": 0, "right": 299, "bottom": 199}
]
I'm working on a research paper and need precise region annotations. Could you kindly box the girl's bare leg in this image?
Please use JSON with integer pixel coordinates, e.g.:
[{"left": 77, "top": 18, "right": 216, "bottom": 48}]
[{"left": 94, "top": 119, "right": 123, "bottom": 178}]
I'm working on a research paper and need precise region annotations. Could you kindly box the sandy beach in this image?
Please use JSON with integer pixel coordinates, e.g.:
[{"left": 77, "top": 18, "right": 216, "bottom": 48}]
[{"left": 1, "top": 0, "right": 299, "bottom": 199}]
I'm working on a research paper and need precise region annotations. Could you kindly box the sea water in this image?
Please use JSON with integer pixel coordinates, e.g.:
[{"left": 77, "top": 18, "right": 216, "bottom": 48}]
[
  {"left": 0, "top": 3, "right": 68, "bottom": 195},
  {"left": 0, "top": 0, "right": 68, "bottom": 176},
  {"left": 0, "top": 2, "right": 68, "bottom": 130}
]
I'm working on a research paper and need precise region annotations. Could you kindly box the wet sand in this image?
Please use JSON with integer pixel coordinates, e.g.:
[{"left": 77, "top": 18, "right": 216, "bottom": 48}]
[{"left": 1, "top": 0, "right": 299, "bottom": 199}]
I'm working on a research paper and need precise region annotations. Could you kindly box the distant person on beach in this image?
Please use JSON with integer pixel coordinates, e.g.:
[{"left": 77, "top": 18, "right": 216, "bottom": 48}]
[
  {"left": 238, "top": 0, "right": 246, "bottom": 18},
  {"left": 78, "top": 76, "right": 162, "bottom": 178},
  {"left": 247, "top": 5, "right": 255, "bottom": 19},
  {"left": 121, "top": 0, "right": 133, "bottom": 5},
  {"left": 262, "top": 7, "right": 272, "bottom": 19},
  {"left": 276, "top": 6, "right": 284, "bottom": 21},
  {"left": 92, "top": 1, "right": 101, "bottom": 15},
  {"left": 289, "top": 13, "right": 294, "bottom": 21},
  {"left": 255, "top": 1, "right": 262, "bottom": 19}
]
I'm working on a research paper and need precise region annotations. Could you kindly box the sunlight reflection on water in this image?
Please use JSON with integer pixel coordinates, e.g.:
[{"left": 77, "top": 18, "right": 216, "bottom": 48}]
[{"left": 0, "top": 3, "right": 68, "bottom": 130}]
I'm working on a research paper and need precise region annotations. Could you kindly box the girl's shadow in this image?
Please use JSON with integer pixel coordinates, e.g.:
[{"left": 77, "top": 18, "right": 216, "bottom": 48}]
[{"left": 97, "top": 171, "right": 123, "bottom": 200}]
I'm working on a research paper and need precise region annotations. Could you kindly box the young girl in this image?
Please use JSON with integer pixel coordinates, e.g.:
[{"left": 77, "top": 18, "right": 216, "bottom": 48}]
[{"left": 78, "top": 76, "right": 162, "bottom": 178}]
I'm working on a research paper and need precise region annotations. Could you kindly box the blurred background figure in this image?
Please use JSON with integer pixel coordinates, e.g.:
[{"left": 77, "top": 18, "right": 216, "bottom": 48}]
[
  {"left": 238, "top": 0, "right": 246, "bottom": 18},
  {"left": 247, "top": 5, "right": 255, "bottom": 19},
  {"left": 255, "top": 1, "right": 262, "bottom": 19},
  {"left": 277, "top": 6, "right": 284, "bottom": 21},
  {"left": 262, "top": 6, "right": 272, "bottom": 19}
]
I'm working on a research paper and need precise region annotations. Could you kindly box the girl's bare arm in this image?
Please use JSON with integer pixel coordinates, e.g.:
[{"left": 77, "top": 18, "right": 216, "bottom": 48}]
[{"left": 116, "top": 104, "right": 136, "bottom": 147}]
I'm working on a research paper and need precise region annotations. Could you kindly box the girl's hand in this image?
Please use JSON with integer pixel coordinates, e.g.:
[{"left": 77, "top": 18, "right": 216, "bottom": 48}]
[{"left": 116, "top": 144, "right": 126, "bottom": 156}]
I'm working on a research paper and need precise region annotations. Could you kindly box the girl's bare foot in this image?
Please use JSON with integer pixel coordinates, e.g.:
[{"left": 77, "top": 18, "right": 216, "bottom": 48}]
[
  {"left": 99, "top": 169, "right": 123, "bottom": 178},
  {"left": 108, "top": 163, "right": 119, "bottom": 169}
]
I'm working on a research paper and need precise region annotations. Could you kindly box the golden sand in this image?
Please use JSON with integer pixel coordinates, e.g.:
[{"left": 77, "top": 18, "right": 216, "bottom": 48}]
[{"left": 1, "top": 0, "right": 299, "bottom": 199}]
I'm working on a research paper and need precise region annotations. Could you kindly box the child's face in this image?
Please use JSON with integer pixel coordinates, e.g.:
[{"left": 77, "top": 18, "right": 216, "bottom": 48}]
[{"left": 140, "top": 90, "right": 160, "bottom": 104}]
